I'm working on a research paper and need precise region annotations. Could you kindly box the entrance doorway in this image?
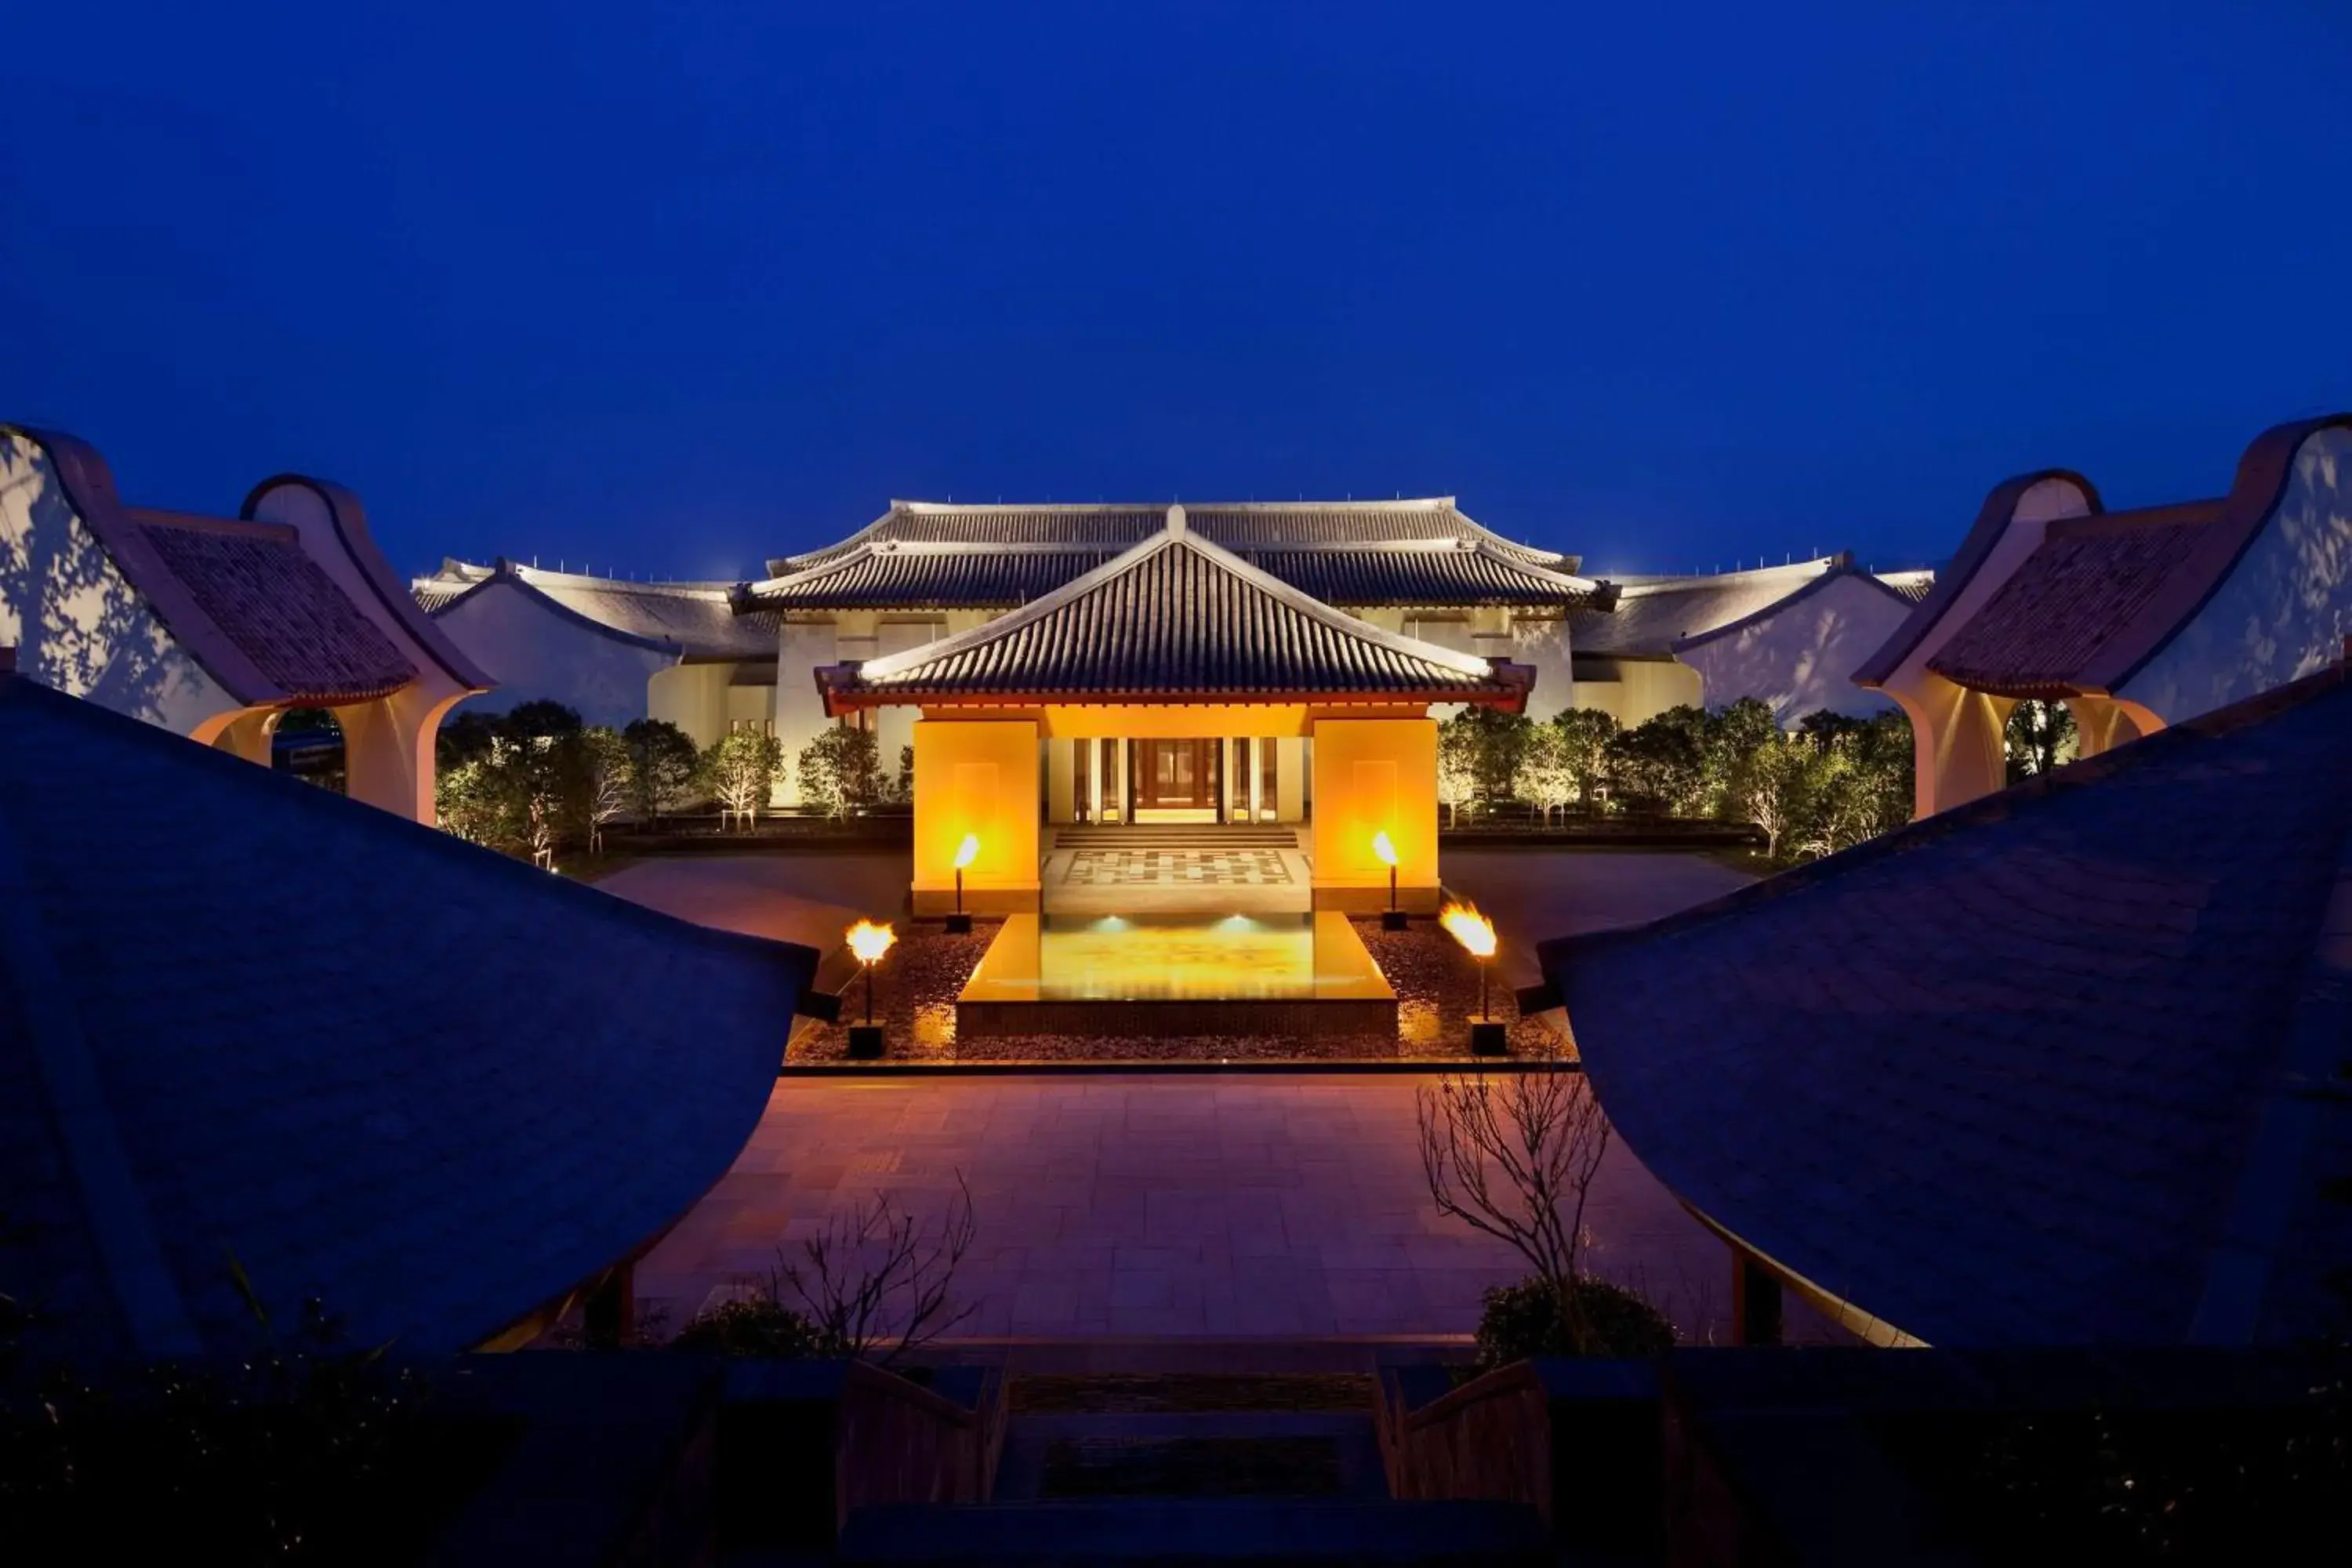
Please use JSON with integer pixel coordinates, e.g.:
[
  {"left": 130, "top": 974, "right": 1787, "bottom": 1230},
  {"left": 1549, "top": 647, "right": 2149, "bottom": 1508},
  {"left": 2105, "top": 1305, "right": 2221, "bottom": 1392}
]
[{"left": 1131, "top": 739, "right": 1221, "bottom": 821}]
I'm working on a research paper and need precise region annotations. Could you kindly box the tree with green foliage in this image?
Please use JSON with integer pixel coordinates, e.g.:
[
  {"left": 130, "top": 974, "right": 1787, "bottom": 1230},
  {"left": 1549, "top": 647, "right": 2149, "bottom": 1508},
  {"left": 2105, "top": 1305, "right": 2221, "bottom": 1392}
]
[
  {"left": 1515, "top": 720, "right": 1578, "bottom": 824},
  {"left": 793, "top": 724, "right": 880, "bottom": 822},
  {"left": 1703, "top": 697, "right": 1780, "bottom": 815},
  {"left": 578, "top": 728, "right": 633, "bottom": 855},
  {"left": 1554, "top": 707, "right": 1619, "bottom": 806},
  {"left": 622, "top": 717, "right": 702, "bottom": 823},
  {"left": 2005, "top": 698, "right": 2078, "bottom": 782},
  {"left": 429, "top": 702, "right": 590, "bottom": 867},
  {"left": 616, "top": 719, "right": 696, "bottom": 822},
  {"left": 1608, "top": 705, "right": 1711, "bottom": 815},
  {"left": 1731, "top": 731, "right": 1822, "bottom": 859},
  {"left": 895, "top": 743, "right": 915, "bottom": 804},
  {"left": 710, "top": 728, "right": 787, "bottom": 829},
  {"left": 1436, "top": 715, "right": 1481, "bottom": 826}
]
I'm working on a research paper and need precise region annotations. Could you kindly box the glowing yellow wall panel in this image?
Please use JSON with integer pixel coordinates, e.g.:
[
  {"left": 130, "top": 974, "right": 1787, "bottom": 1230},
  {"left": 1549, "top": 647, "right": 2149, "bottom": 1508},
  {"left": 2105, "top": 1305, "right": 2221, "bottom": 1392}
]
[
  {"left": 1310, "top": 717, "right": 1438, "bottom": 913},
  {"left": 912, "top": 718, "right": 1040, "bottom": 913}
]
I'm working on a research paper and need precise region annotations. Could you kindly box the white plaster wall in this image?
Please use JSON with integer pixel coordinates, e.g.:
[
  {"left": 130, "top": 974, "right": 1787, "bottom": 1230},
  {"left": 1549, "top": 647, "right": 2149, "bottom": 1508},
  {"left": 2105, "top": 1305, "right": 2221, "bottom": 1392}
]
[
  {"left": 1515, "top": 615, "right": 1573, "bottom": 720},
  {"left": 1677, "top": 575, "right": 1911, "bottom": 723},
  {"left": 726, "top": 682, "right": 772, "bottom": 729},
  {"left": 1573, "top": 659, "right": 1704, "bottom": 728},
  {"left": 771, "top": 618, "right": 836, "bottom": 804},
  {"left": 648, "top": 661, "right": 735, "bottom": 750},
  {"left": 0, "top": 431, "right": 239, "bottom": 734},
  {"left": 434, "top": 580, "right": 673, "bottom": 729},
  {"left": 2122, "top": 425, "right": 2352, "bottom": 722},
  {"left": 873, "top": 619, "right": 942, "bottom": 773}
]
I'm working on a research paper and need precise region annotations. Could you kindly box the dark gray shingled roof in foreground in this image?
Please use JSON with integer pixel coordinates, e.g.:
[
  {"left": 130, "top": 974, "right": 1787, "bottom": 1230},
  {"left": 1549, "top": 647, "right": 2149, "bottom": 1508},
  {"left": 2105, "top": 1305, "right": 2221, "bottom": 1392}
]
[
  {"left": 779, "top": 497, "right": 1577, "bottom": 574},
  {"left": 1540, "top": 662, "right": 2352, "bottom": 1348},
  {"left": 817, "top": 514, "right": 1534, "bottom": 708},
  {"left": 0, "top": 674, "right": 816, "bottom": 1364},
  {"left": 748, "top": 535, "right": 1594, "bottom": 612}
]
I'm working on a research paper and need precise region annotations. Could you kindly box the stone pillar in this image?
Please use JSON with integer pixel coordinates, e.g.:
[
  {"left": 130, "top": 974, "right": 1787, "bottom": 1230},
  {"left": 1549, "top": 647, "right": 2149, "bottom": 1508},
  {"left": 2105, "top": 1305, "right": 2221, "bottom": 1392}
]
[
  {"left": 1309, "top": 716, "right": 1439, "bottom": 913},
  {"left": 1890, "top": 672, "right": 2012, "bottom": 820},
  {"left": 1277, "top": 738, "right": 1307, "bottom": 822},
  {"left": 1731, "top": 1253, "right": 1784, "bottom": 1348},
  {"left": 2069, "top": 694, "right": 2154, "bottom": 760},
  {"left": 339, "top": 675, "right": 470, "bottom": 826},
  {"left": 211, "top": 707, "right": 278, "bottom": 766},
  {"left": 911, "top": 717, "right": 1041, "bottom": 914},
  {"left": 1047, "top": 737, "right": 1076, "bottom": 822}
]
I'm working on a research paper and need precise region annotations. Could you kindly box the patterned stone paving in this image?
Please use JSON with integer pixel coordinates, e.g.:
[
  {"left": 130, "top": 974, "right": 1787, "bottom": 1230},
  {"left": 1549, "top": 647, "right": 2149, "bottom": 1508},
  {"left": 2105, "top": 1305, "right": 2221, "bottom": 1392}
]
[{"left": 1064, "top": 848, "right": 1294, "bottom": 887}]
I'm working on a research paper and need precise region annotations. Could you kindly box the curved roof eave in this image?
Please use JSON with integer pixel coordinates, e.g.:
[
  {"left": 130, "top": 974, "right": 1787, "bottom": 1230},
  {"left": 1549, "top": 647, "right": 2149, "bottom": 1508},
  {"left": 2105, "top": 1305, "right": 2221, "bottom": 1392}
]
[
  {"left": 1851, "top": 468, "right": 2103, "bottom": 689},
  {"left": 5, "top": 423, "right": 288, "bottom": 707},
  {"left": 434, "top": 564, "right": 687, "bottom": 659},
  {"left": 2078, "top": 412, "right": 2352, "bottom": 694},
  {"left": 1669, "top": 560, "right": 1917, "bottom": 656},
  {"left": 241, "top": 474, "right": 497, "bottom": 692}
]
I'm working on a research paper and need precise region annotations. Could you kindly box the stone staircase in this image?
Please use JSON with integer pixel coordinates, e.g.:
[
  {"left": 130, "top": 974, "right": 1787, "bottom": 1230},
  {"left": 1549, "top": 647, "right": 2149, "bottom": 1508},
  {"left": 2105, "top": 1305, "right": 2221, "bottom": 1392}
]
[
  {"left": 1051, "top": 823, "right": 1302, "bottom": 851},
  {"left": 831, "top": 1373, "right": 1548, "bottom": 1566}
]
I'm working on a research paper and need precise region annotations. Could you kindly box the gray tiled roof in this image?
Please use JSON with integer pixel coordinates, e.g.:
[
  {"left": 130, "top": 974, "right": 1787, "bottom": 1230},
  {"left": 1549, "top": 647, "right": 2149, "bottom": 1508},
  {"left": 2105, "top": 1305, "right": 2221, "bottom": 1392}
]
[
  {"left": 134, "top": 511, "right": 419, "bottom": 702},
  {"left": 1539, "top": 664, "right": 2352, "bottom": 1348},
  {"left": 749, "top": 536, "right": 1593, "bottom": 612},
  {"left": 818, "top": 514, "right": 1533, "bottom": 708},
  {"left": 782, "top": 497, "right": 1575, "bottom": 574},
  {"left": 417, "top": 561, "right": 778, "bottom": 661},
  {"left": 1572, "top": 558, "right": 1851, "bottom": 657},
  {"left": 0, "top": 676, "right": 816, "bottom": 1363}
]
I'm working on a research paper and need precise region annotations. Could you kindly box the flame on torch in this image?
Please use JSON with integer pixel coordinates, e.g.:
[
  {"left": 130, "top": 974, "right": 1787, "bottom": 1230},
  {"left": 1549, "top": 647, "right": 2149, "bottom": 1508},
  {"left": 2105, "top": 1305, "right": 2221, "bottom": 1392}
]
[
  {"left": 847, "top": 919, "right": 898, "bottom": 964},
  {"left": 953, "top": 833, "right": 981, "bottom": 871},
  {"left": 1439, "top": 900, "right": 1497, "bottom": 959},
  {"left": 1370, "top": 829, "right": 1398, "bottom": 868}
]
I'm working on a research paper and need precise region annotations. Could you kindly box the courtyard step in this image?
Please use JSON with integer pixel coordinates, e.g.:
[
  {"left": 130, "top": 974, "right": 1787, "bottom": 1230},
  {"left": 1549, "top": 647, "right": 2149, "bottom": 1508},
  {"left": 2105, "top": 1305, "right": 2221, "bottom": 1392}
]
[
  {"left": 836, "top": 1371, "right": 1546, "bottom": 1566},
  {"left": 833, "top": 1497, "right": 1549, "bottom": 1564},
  {"left": 1053, "top": 826, "right": 1301, "bottom": 849}
]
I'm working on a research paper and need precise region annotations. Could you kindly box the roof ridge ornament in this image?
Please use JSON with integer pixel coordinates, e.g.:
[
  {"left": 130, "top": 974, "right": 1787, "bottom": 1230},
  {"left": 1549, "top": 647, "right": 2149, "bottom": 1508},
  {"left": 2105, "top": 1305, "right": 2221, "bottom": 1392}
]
[{"left": 1167, "top": 503, "right": 1187, "bottom": 537}]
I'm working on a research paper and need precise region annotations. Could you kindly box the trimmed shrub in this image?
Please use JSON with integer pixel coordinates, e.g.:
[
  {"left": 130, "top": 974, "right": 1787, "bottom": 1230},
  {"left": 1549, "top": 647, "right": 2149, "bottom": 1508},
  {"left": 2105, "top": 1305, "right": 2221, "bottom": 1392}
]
[{"left": 1475, "top": 1274, "right": 1675, "bottom": 1365}]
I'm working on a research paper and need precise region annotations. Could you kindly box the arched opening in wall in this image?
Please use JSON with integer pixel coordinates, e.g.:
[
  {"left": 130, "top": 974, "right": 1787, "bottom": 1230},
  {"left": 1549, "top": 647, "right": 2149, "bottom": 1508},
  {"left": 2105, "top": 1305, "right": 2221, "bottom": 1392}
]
[
  {"left": 274, "top": 708, "right": 346, "bottom": 793},
  {"left": 2003, "top": 699, "right": 2078, "bottom": 784}
]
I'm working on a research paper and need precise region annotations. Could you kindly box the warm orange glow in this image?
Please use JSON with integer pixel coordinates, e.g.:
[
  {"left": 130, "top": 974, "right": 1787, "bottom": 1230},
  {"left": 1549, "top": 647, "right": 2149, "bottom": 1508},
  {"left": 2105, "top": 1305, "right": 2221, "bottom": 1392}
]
[
  {"left": 1439, "top": 900, "right": 1497, "bottom": 959},
  {"left": 1371, "top": 829, "right": 1398, "bottom": 868},
  {"left": 953, "top": 832, "right": 981, "bottom": 871},
  {"left": 847, "top": 919, "right": 898, "bottom": 964}
]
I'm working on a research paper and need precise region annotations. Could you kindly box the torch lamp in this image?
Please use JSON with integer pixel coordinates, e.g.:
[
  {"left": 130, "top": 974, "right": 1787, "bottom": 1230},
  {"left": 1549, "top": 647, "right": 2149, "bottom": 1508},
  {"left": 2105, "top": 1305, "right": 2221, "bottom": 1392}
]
[
  {"left": 844, "top": 919, "right": 896, "bottom": 1059},
  {"left": 1441, "top": 900, "right": 1508, "bottom": 1056},
  {"left": 1373, "top": 830, "right": 1407, "bottom": 929},
  {"left": 947, "top": 832, "right": 980, "bottom": 933}
]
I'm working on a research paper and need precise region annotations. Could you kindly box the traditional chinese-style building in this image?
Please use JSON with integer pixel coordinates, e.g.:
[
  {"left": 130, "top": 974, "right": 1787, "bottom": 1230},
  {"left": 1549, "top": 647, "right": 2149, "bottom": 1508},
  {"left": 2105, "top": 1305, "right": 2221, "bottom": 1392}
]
[{"left": 2, "top": 424, "right": 489, "bottom": 824}]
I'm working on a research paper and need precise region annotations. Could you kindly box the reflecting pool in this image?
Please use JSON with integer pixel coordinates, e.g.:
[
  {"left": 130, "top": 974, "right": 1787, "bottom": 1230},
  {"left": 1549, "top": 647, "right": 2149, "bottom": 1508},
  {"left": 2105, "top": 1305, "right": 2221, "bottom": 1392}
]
[{"left": 958, "top": 913, "right": 1394, "bottom": 1036}]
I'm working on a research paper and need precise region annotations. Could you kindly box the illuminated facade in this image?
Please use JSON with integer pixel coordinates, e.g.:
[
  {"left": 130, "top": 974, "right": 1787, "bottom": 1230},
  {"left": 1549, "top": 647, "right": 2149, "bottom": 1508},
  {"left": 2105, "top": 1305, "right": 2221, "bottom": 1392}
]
[{"left": 801, "top": 506, "right": 1542, "bottom": 913}]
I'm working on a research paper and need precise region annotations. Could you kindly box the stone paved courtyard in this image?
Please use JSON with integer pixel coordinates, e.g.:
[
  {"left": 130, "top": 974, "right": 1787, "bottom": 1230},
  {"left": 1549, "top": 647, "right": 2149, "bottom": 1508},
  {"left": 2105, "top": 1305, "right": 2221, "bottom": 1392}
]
[
  {"left": 637, "top": 1073, "right": 1745, "bottom": 1339},
  {"left": 604, "top": 847, "right": 1829, "bottom": 1342}
]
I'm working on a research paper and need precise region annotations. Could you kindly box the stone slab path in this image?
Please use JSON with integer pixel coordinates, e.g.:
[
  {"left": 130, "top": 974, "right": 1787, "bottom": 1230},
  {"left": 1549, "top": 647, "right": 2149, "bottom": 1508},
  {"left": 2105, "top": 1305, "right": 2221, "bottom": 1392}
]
[{"left": 612, "top": 849, "right": 1838, "bottom": 1344}]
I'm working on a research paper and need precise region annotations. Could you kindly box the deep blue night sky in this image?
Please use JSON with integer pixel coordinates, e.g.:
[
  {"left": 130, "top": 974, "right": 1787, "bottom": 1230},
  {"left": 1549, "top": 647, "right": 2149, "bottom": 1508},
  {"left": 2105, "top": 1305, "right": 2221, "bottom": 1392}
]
[{"left": 7, "top": 2, "right": 2350, "bottom": 581}]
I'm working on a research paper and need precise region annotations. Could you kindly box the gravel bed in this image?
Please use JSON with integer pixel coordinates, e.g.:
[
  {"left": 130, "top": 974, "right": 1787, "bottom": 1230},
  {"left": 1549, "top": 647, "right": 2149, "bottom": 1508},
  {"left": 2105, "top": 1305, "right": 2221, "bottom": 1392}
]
[{"left": 788, "top": 917, "right": 1566, "bottom": 1065}]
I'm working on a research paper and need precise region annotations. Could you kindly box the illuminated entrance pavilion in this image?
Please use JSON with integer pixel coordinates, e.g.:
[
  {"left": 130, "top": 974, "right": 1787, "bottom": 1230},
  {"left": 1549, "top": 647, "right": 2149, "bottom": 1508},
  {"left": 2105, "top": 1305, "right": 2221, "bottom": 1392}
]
[{"left": 811, "top": 507, "right": 1544, "bottom": 1036}]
